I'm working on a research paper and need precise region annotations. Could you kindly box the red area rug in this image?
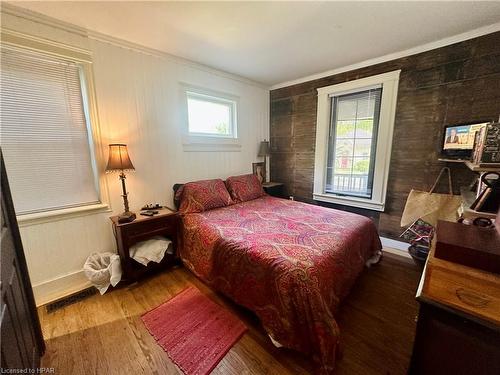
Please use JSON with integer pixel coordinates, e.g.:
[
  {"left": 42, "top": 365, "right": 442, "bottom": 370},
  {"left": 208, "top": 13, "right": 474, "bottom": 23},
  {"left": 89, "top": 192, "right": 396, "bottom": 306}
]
[{"left": 141, "top": 287, "right": 247, "bottom": 375}]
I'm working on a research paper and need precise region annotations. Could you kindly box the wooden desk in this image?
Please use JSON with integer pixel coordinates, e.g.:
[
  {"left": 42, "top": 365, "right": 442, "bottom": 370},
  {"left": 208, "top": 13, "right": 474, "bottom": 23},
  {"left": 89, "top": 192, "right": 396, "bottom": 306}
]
[{"left": 409, "top": 240, "right": 500, "bottom": 374}]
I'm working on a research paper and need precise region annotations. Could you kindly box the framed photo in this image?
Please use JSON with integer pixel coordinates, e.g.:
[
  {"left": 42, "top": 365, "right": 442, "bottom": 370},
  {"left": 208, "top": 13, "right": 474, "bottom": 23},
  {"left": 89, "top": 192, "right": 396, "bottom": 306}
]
[{"left": 252, "top": 162, "right": 266, "bottom": 183}]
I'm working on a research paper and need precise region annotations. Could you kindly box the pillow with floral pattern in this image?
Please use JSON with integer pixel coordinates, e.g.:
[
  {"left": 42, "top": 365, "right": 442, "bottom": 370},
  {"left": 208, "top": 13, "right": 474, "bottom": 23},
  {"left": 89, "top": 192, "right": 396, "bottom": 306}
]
[
  {"left": 178, "top": 179, "right": 233, "bottom": 213},
  {"left": 225, "top": 174, "right": 266, "bottom": 203}
]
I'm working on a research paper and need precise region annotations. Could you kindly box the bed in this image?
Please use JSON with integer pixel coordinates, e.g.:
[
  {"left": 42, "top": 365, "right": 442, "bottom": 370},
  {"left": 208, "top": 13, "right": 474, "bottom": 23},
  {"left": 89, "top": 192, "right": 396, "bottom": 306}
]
[{"left": 175, "top": 177, "right": 382, "bottom": 373}]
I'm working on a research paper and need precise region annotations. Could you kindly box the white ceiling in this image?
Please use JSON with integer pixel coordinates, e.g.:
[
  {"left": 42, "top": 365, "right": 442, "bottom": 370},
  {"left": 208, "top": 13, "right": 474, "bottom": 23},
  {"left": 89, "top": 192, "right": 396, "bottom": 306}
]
[{"left": 8, "top": 1, "right": 500, "bottom": 86}]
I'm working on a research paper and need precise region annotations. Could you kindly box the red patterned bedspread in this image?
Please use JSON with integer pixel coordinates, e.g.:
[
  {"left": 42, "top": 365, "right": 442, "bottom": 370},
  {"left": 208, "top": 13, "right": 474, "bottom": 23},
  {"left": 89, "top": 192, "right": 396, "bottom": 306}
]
[{"left": 180, "top": 196, "right": 382, "bottom": 373}]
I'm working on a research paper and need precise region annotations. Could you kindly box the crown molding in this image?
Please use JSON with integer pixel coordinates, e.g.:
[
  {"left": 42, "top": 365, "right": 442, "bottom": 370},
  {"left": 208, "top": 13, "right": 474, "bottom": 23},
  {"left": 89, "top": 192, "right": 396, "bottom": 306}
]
[
  {"left": 1, "top": 2, "right": 88, "bottom": 36},
  {"left": 270, "top": 22, "right": 500, "bottom": 91},
  {"left": 1, "top": 28, "right": 93, "bottom": 62},
  {"left": 86, "top": 29, "right": 268, "bottom": 89},
  {"left": 1, "top": 2, "right": 269, "bottom": 89},
  {"left": 4, "top": 2, "right": 499, "bottom": 92}
]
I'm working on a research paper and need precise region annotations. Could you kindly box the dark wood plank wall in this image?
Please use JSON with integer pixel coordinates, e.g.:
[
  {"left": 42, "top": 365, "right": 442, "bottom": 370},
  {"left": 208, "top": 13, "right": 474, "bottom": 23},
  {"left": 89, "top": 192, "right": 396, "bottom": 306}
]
[{"left": 270, "top": 31, "right": 500, "bottom": 239}]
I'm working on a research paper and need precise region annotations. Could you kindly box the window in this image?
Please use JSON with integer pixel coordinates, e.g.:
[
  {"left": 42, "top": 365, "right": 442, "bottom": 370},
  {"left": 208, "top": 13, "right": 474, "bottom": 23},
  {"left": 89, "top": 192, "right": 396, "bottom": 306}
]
[
  {"left": 313, "top": 70, "right": 400, "bottom": 211},
  {"left": 0, "top": 45, "right": 100, "bottom": 215},
  {"left": 326, "top": 87, "right": 381, "bottom": 198},
  {"left": 186, "top": 91, "right": 237, "bottom": 138}
]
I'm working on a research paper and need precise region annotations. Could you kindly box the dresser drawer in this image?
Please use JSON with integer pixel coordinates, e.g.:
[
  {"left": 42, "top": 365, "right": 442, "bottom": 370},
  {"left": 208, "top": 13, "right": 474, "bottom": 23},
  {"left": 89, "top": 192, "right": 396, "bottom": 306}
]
[{"left": 424, "top": 264, "right": 500, "bottom": 325}]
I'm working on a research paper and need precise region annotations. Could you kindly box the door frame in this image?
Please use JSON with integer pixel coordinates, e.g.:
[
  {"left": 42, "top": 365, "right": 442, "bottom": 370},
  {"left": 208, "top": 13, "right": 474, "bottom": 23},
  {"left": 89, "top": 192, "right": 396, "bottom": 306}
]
[{"left": 1, "top": 150, "right": 46, "bottom": 354}]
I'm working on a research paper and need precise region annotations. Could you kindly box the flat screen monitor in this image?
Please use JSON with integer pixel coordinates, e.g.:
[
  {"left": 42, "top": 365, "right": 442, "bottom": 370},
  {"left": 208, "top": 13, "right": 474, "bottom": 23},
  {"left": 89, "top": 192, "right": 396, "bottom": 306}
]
[{"left": 441, "top": 121, "right": 489, "bottom": 159}]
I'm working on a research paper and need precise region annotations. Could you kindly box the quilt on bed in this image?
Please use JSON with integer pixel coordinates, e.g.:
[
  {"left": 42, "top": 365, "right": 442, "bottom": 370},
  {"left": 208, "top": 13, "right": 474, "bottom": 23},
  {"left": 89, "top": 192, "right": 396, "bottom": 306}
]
[{"left": 179, "top": 196, "right": 382, "bottom": 373}]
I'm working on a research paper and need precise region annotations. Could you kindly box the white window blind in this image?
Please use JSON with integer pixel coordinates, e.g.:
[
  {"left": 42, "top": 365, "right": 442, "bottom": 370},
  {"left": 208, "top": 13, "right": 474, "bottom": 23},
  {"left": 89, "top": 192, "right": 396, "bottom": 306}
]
[
  {"left": 326, "top": 87, "right": 382, "bottom": 198},
  {"left": 0, "top": 46, "right": 99, "bottom": 215}
]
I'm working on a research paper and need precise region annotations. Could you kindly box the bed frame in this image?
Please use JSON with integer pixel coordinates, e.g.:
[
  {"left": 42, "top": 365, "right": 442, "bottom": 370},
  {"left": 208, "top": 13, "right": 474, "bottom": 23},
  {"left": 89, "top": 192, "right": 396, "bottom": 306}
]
[{"left": 172, "top": 183, "right": 184, "bottom": 210}]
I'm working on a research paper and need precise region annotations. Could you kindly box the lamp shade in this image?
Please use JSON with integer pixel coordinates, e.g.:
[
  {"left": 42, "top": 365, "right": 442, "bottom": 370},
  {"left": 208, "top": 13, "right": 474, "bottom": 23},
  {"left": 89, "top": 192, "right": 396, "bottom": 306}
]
[
  {"left": 258, "top": 140, "right": 270, "bottom": 157},
  {"left": 105, "top": 144, "right": 135, "bottom": 172}
]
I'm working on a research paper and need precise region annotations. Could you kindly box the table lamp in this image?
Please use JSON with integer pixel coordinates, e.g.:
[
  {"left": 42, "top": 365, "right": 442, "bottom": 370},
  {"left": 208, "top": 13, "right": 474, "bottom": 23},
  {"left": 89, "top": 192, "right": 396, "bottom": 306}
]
[
  {"left": 258, "top": 140, "right": 270, "bottom": 183},
  {"left": 106, "top": 144, "right": 136, "bottom": 223}
]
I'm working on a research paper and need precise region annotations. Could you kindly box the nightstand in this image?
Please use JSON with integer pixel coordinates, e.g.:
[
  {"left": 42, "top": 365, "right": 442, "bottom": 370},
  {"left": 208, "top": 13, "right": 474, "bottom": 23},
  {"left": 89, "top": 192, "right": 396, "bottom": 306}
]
[
  {"left": 110, "top": 207, "right": 179, "bottom": 281},
  {"left": 262, "top": 182, "right": 285, "bottom": 198}
]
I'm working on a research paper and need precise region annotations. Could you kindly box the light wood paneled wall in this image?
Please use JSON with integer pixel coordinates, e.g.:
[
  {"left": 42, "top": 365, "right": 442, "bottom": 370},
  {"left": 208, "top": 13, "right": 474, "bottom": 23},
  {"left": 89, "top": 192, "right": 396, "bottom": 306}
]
[{"left": 1, "top": 8, "right": 269, "bottom": 304}]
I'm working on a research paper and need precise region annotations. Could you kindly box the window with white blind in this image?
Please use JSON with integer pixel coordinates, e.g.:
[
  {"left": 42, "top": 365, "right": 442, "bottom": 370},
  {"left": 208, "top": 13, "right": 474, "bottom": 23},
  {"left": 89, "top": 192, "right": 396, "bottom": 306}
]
[
  {"left": 313, "top": 71, "right": 400, "bottom": 211},
  {"left": 0, "top": 45, "right": 100, "bottom": 216},
  {"left": 326, "top": 87, "right": 382, "bottom": 199}
]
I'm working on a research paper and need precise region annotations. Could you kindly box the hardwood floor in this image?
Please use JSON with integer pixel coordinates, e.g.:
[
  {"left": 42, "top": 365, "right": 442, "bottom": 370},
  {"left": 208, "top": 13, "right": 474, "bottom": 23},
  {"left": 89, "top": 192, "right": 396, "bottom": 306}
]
[{"left": 38, "top": 252, "right": 421, "bottom": 374}]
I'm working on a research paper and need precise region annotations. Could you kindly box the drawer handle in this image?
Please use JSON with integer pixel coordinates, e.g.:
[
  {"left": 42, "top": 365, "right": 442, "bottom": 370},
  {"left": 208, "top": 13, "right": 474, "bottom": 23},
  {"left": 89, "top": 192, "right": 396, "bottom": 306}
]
[{"left": 455, "top": 288, "right": 490, "bottom": 308}]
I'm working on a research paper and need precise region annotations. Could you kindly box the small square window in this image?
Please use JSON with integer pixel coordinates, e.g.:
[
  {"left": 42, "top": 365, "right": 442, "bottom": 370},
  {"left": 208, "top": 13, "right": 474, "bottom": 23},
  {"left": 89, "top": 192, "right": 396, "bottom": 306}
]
[{"left": 186, "top": 91, "right": 237, "bottom": 138}]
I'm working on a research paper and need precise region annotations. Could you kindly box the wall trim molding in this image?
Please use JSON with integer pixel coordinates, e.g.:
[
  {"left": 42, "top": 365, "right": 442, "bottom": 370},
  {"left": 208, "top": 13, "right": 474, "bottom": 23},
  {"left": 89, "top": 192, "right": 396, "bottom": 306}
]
[
  {"left": 381, "top": 236, "right": 412, "bottom": 259},
  {"left": 30, "top": 235, "right": 410, "bottom": 306},
  {"left": 182, "top": 142, "right": 242, "bottom": 152},
  {"left": 17, "top": 203, "right": 111, "bottom": 228},
  {"left": 383, "top": 246, "right": 412, "bottom": 259},
  {"left": 1, "top": 28, "right": 92, "bottom": 61},
  {"left": 30, "top": 235, "right": 410, "bottom": 307},
  {"left": 0, "top": 2, "right": 268, "bottom": 89},
  {"left": 31, "top": 236, "right": 412, "bottom": 308},
  {"left": 5, "top": 3, "right": 499, "bottom": 92},
  {"left": 32, "top": 269, "right": 92, "bottom": 307},
  {"left": 271, "top": 22, "right": 500, "bottom": 90},
  {"left": 1, "top": 2, "right": 89, "bottom": 36}
]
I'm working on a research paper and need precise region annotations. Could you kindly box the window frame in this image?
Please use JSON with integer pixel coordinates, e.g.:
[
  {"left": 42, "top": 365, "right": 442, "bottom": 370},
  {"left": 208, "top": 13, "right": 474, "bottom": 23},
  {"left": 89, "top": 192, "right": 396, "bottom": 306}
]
[
  {"left": 313, "top": 70, "right": 400, "bottom": 211},
  {"left": 181, "top": 84, "right": 241, "bottom": 152},
  {"left": 186, "top": 91, "right": 237, "bottom": 139},
  {"left": 1, "top": 30, "right": 110, "bottom": 226}
]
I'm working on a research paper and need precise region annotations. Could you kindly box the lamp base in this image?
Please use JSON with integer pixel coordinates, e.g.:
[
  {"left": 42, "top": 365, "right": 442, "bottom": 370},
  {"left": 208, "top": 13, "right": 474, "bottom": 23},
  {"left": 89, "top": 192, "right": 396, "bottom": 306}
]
[{"left": 117, "top": 211, "right": 136, "bottom": 223}]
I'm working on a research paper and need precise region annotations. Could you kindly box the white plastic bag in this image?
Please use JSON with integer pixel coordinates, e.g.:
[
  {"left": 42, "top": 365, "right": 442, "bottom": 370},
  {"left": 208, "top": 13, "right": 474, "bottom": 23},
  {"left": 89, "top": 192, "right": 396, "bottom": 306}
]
[{"left": 83, "top": 252, "right": 122, "bottom": 295}]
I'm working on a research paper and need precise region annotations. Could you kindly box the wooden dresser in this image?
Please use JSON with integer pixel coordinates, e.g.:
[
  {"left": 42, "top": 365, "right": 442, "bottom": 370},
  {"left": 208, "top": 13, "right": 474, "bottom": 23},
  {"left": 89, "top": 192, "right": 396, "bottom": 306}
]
[{"left": 409, "top": 231, "right": 500, "bottom": 374}]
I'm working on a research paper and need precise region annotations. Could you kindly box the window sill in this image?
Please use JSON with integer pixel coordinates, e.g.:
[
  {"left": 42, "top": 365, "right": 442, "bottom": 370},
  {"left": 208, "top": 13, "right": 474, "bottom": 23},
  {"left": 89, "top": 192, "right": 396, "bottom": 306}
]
[
  {"left": 17, "top": 203, "right": 111, "bottom": 227},
  {"left": 313, "top": 193, "right": 385, "bottom": 211},
  {"left": 182, "top": 135, "right": 241, "bottom": 152}
]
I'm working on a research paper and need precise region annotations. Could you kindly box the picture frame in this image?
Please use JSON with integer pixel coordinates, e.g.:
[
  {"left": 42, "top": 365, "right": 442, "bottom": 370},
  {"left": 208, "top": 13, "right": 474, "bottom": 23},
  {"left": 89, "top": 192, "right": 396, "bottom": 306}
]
[{"left": 252, "top": 162, "right": 266, "bottom": 184}]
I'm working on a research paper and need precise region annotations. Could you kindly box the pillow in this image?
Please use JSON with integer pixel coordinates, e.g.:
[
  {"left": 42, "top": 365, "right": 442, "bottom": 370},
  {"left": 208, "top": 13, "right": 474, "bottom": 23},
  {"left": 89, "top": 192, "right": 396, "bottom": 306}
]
[
  {"left": 178, "top": 179, "right": 233, "bottom": 213},
  {"left": 225, "top": 174, "right": 266, "bottom": 203}
]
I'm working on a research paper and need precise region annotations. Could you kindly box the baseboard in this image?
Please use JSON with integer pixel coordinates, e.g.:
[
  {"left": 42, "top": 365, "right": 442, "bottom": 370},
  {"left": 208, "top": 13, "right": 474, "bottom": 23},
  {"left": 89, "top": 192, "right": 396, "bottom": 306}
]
[
  {"left": 32, "top": 270, "right": 92, "bottom": 307},
  {"left": 380, "top": 236, "right": 412, "bottom": 259},
  {"left": 30, "top": 237, "right": 409, "bottom": 306}
]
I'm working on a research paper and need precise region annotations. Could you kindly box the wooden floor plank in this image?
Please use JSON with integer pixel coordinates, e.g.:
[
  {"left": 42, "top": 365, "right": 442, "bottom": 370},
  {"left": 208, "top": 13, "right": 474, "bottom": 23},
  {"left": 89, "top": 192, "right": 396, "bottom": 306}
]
[{"left": 39, "top": 252, "right": 421, "bottom": 374}]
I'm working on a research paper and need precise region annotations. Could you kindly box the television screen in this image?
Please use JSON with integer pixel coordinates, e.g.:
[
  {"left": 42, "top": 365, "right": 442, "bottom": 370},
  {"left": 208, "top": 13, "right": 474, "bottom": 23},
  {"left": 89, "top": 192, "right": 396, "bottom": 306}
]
[{"left": 442, "top": 122, "right": 488, "bottom": 151}]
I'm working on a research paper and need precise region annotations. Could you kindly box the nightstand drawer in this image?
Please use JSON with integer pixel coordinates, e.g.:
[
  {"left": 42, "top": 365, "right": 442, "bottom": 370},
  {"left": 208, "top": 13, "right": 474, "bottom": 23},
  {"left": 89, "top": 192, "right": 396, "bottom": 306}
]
[{"left": 123, "top": 216, "right": 176, "bottom": 242}]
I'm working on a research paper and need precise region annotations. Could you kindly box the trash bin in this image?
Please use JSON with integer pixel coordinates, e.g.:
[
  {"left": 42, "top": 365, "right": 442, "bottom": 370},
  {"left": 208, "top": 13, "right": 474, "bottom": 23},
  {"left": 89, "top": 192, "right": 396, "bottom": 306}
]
[{"left": 83, "top": 252, "right": 122, "bottom": 294}]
